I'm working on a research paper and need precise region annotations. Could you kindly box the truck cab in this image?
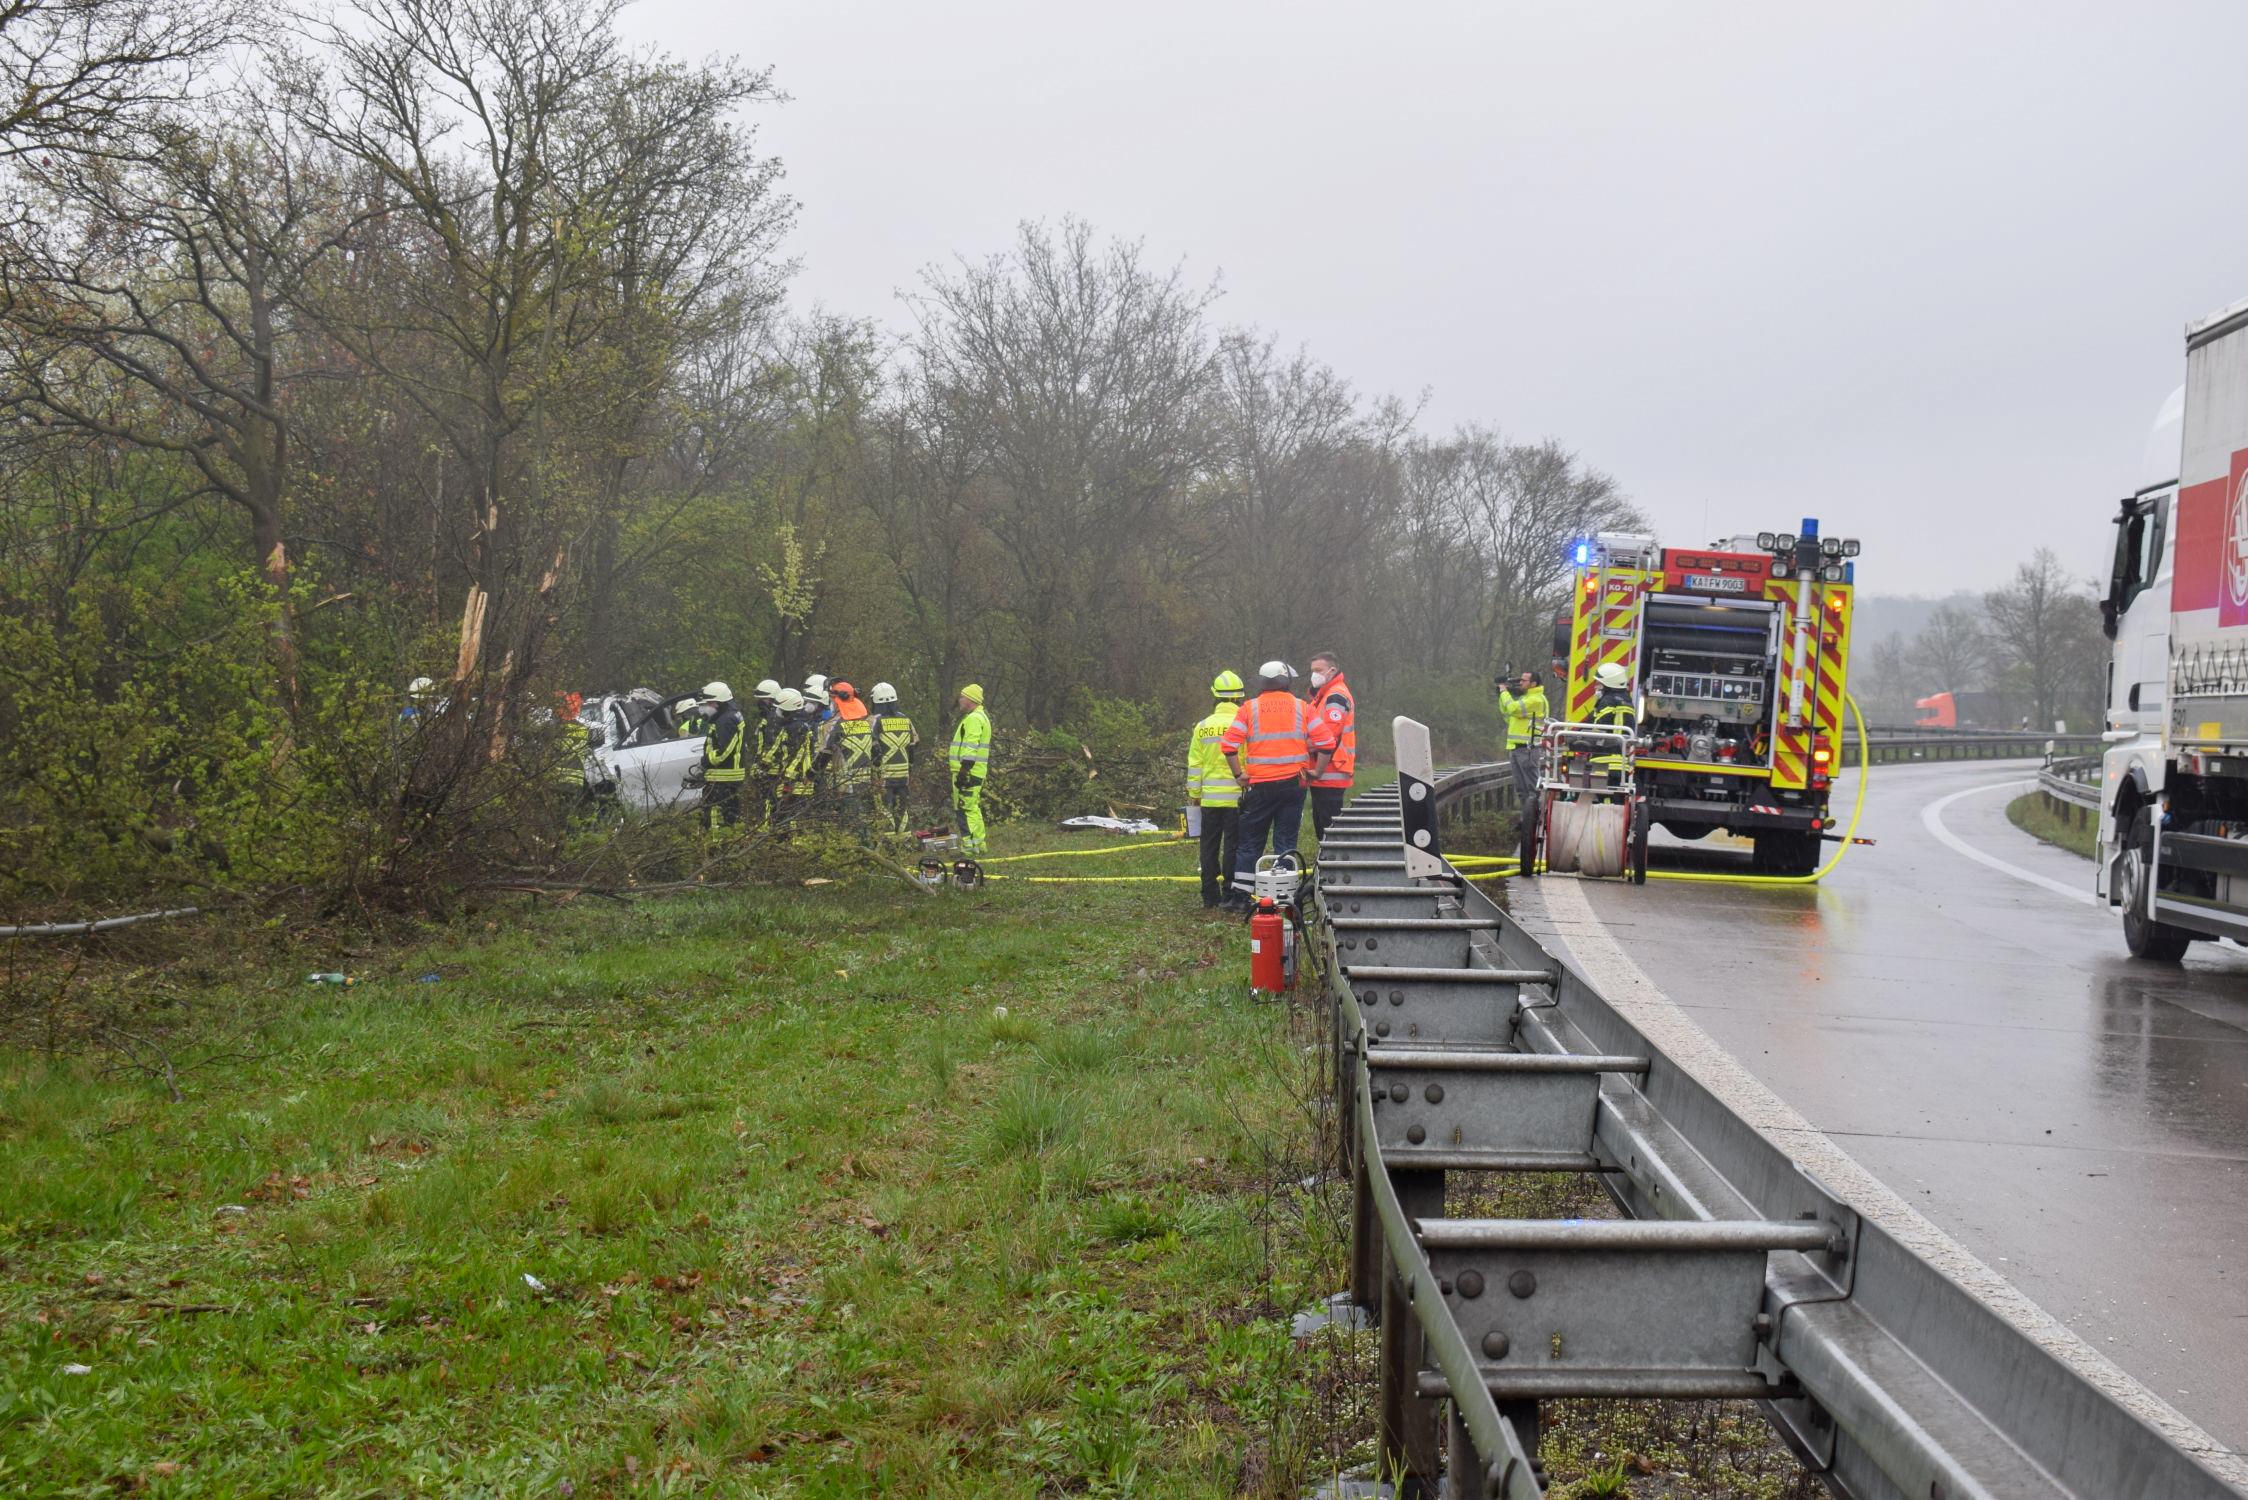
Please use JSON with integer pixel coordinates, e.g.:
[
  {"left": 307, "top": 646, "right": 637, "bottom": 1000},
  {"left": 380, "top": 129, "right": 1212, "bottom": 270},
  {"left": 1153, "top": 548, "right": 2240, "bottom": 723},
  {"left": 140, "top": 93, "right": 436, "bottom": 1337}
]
[{"left": 2094, "top": 388, "right": 2181, "bottom": 909}]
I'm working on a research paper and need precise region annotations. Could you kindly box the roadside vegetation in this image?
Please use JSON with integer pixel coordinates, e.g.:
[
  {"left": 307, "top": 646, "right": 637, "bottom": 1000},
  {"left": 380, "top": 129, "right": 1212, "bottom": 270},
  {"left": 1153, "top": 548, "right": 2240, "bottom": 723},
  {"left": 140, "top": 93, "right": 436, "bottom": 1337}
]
[
  {"left": 2, "top": 834, "right": 1357, "bottom": 1496},
  {"left": 2005, "top": 791, "right": 2098, "bottom": 860}
]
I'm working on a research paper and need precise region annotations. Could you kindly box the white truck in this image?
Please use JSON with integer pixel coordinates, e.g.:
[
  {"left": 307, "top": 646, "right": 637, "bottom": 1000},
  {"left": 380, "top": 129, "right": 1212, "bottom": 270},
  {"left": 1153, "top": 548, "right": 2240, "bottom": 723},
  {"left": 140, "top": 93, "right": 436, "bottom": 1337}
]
[{"left": 2098, "top": 293, "right": 2248, "bottom": 958}]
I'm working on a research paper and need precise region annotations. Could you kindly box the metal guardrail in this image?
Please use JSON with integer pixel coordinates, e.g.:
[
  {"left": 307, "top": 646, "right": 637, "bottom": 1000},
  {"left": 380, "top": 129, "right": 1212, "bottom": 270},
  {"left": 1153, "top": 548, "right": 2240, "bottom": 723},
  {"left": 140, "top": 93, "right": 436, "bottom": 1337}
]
[
  {"left": 2037, "top": 754, "right": 2101, "bottom": 826},
  {"left": 1855, "top": 727, "right": 2107, "bottom": 766},
  {"left": 1312, "top": 761, "right": 2235, "bottom": 1500}
]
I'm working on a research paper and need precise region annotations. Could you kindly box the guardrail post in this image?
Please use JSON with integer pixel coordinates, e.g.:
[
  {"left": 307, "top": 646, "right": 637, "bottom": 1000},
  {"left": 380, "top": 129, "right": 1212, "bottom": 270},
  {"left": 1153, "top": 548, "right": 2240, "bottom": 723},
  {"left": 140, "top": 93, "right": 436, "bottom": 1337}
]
[
  {"left": 1349, "top": 1149, "right": 1379, "bottom": 1311},
  {"left": 1377, "top": 1169, "right": 1445, "bottom": 1494}
]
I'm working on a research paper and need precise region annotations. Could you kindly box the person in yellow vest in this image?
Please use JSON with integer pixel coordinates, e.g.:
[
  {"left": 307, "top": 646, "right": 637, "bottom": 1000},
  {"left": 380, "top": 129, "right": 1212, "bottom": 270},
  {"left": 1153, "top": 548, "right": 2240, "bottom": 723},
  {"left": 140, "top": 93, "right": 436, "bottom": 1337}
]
[
  {"left": 1499, "top": 670, "right": 1548, "bottom": 753},
  {"left": 1187, "top": 669, "right": 1246, "bottom": 908},
  {"left": 948, "top": 683, "right": 992, "bottom": 854},
  {"left": 827, "top": 681, "right": 877, "bottom": 822},
  {"left": 1589, "top": 661, "right": 1636, "bottom": 783}
]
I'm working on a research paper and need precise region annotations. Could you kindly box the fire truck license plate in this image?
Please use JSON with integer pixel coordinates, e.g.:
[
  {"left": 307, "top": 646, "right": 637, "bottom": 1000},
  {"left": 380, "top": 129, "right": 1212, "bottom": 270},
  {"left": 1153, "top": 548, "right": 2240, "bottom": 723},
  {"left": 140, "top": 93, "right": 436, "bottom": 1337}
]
[{"left": 1682, "top": 574, "right": 1748, "bottom": 592}]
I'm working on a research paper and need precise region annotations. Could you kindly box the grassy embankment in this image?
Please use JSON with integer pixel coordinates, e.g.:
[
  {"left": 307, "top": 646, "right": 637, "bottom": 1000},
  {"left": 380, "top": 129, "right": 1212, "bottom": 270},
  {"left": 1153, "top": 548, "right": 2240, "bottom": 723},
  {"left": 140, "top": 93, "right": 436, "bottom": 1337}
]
[
  {"left": 0, "top": 823, "right": 1351, "bottom": 1497},
  {"left": 2005, "top": 792, "right": 2097, "bottom": 860}
]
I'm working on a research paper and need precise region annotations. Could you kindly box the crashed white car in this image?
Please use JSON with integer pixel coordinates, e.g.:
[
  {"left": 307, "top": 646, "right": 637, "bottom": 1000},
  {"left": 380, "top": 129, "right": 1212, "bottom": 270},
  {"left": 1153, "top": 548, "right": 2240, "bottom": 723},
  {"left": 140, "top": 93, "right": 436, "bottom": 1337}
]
[{"left": 579, "top": 689, "right": 706, "bottom": 811}]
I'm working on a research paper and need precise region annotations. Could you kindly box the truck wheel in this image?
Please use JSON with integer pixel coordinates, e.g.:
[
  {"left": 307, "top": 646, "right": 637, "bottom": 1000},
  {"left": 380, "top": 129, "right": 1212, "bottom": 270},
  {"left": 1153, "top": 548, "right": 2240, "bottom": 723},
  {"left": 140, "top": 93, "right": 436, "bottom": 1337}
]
[
  {"left": 1629, "top": 799, "right": 1650, "bottom": 885},
  {"left": 2120, "top": 808, "right": 2191, "bottom": 962}
]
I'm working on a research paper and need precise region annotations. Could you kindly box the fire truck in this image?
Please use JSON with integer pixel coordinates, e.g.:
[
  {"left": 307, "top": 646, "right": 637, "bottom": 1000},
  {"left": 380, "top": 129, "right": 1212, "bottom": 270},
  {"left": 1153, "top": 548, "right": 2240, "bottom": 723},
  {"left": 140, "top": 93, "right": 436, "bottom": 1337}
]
[{"left": 1542, "top": 522, "right": 1861, "bottom": 876}]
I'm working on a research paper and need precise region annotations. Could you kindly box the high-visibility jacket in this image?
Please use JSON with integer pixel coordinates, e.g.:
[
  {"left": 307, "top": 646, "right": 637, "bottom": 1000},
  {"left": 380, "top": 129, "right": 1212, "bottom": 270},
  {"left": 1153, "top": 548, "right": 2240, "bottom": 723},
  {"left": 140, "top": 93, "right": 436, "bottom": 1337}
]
[
  {"left": 1187, "top": 703, "right": 1244, "bottom": 809},
  {"left": 835, "top": 715, "right": 877, "bottom": 790},
  {"left": 1590, "top": 689, "right": 1634, "bottom": 769},
  {"left": 677, "top": 711, "right": 711, "bottom": 740},
  {"left": 765, "top": 714, "right": 817, "bottom": 795},
  {"left": 1220, "top": 691, "right": 1337, "bottom": 785},
  {"left": 874, "top": 712, "right": 917, "bottom": 781},
  {"left": 557, "top": 719, "right": 590, "bottom": 789},
  {"left": 949, "top": 707, "right": 992, "bottom": 785},
  {"left": 1309, "top": 674, "right": 1356, "bottom": 788},
  {"left": 701, "top": 706, "right": 747, "bottom": 784},
  {"left": 1499, "top": 684, "right": 1548, "bottom": 748}
]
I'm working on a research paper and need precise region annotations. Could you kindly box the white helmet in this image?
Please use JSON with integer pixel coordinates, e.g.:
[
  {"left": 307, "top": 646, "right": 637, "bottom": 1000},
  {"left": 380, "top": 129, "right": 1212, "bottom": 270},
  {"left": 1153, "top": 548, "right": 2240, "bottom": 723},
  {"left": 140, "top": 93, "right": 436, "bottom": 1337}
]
[
  {"left": 773, "top": 686, "right": 806, "bottom": 712},
  {"left": 753, "top": 678, "right": 781, "bottom": 701},
  {"left": 702, "top": 680, "right": 734, "bottom": 703},
  {"left": 802, "top": 681, "right": 831, "bottom": 706},
  {"left": 803, "top": 672, "right": 827, "bottom": 693},
  {"left": 869, "top": 681, "right": 898, "bottom": 706},
  {"left": 1258, "top": 659, "right": 1296, "bottom": 683},
  {"left": 1594, "top": 662, "right": 1630, "bottom": 691},
  {"left": 407, "top": 676, "right": 436, "bottom": 697}
]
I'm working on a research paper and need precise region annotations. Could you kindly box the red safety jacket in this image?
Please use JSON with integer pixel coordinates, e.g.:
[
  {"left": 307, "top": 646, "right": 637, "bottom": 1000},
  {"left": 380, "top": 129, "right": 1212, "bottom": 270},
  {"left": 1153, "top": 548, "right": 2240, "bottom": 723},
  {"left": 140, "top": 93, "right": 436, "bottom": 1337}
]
[
  {"left": 1221, "top": 691, "right": 1339, "bottom": 785},
  {"left": 1309, "top": 673, "right": 1356, "bottom": 788}
]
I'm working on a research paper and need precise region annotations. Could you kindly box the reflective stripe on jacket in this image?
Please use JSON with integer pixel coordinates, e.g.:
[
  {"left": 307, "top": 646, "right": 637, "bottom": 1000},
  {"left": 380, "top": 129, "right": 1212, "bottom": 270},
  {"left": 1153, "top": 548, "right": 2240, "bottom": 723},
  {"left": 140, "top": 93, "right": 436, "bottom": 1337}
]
[
  {"left": 949, "top": 707, "right": 992, "bottom": 782},
  {"left": 1309, "top": 675, "right": 1356, "bottom": 788},
  {"left": 701, "top": 708, "right": 747, "bottom": 784},
  {"left": 1188, "top": 704, "right": 1243, "bottom": 808},
  {"left": 1220, "top": 691, "right": 1334, "bottom": 784},
  {"left": 836, "top": 717, "right": 876, "bottom": 789},
  {"left": 874, "top": 712, "right": 916, "bottom": 780}
]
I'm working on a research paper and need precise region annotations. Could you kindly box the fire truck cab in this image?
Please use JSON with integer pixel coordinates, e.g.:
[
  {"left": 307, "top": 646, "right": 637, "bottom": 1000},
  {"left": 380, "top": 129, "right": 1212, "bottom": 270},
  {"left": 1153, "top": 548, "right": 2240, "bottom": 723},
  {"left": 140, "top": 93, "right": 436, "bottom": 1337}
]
[{"left": 1554, "top": 521, "right": 1859, "bottom": 876}]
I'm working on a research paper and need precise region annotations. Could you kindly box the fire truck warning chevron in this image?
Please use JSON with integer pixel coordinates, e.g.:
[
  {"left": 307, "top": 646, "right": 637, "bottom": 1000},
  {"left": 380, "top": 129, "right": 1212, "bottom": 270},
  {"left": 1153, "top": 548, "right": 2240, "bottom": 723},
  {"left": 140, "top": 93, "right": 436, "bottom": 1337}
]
[{"left": 1557, "top": 522, "right": 1861, "bottom": 876}]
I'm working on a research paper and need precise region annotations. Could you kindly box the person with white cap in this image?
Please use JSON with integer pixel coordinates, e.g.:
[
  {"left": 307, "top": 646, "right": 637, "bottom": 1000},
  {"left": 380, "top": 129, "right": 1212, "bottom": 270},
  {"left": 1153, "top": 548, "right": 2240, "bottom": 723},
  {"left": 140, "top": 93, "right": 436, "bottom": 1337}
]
[
  {"left": 1218, "top": 660, "right": 1338, "bottom": 911},
  {"left": 696, "top": 681, "right": 747, "bottom": 830},
  {"left": 752, "top": 679, "right": 783, "bottom": 732},
  {"left": 948, "top": 682, "right": 992, "bottom": 853},
  {"left": 1590, "top": 660, "right": 1636, "bottom": 783},
  {"left": 401, "top": 676, "right": 439, "bottom": 722},
  {"left": 868, "top": 682, "right": 919, "bottom": 829}
]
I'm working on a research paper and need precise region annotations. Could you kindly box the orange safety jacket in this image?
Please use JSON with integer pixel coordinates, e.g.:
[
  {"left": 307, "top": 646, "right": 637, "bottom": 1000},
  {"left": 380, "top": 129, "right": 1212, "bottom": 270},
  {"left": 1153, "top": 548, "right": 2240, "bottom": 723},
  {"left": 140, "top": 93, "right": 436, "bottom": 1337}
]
[
  {"left": 1220, "top": 691, "right": 1338, "bottom": 785},
  {"left": 1308, "top": 673, "right": 1356, "bottom": 788}
]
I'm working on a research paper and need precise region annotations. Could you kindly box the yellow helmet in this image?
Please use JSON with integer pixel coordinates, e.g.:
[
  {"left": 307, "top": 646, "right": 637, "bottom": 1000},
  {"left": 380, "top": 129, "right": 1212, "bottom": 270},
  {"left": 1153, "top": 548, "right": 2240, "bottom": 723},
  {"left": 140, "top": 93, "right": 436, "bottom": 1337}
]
[{"left": 1211, "top": 669, "right": 1245, "bottom": 700}]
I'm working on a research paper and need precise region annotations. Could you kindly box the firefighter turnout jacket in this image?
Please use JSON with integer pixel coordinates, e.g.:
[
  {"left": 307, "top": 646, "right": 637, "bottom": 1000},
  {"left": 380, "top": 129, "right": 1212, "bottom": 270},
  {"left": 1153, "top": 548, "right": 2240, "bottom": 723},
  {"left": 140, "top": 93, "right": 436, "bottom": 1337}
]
[
  {"left": 701, "top": 704, "right": 747, "bottom": 784},
  {"left": 874, "top": 711, "right": 917, "bottom": 782}
]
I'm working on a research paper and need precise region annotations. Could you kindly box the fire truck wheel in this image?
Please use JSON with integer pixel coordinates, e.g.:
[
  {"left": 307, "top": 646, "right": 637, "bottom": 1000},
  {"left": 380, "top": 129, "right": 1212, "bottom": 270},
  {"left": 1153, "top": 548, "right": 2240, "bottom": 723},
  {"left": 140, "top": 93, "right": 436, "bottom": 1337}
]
[
  {"left": 1629, "top": 800, "right": 1649, "bottom": 885},
  {"left": 2120, "top": 808, "right": 2191, "bottom": 962}
]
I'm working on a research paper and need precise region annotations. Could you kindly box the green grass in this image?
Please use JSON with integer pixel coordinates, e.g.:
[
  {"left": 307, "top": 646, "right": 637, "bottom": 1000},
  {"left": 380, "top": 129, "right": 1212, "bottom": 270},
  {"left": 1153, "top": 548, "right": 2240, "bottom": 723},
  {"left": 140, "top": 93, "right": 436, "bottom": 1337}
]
[
  {"left": 0, "top": 822, "right": 1342, "bottom": 1497},
  {"left": 2006, "top": 790, "right": 2098, "bottom": 860}
]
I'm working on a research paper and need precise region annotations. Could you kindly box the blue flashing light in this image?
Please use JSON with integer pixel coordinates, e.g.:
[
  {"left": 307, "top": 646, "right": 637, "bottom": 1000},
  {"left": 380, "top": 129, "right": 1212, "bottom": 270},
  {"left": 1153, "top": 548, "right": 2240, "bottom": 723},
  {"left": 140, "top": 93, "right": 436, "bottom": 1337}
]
[
  {"left": 1844, "top": 561, "right": 1854, "bottom": 585},
  {"left": 1800, "top": 516, "right": 1819, "bottom": 539},
  {"left": 1571, "top": 540, "right": 1592, "bottom": 566}
]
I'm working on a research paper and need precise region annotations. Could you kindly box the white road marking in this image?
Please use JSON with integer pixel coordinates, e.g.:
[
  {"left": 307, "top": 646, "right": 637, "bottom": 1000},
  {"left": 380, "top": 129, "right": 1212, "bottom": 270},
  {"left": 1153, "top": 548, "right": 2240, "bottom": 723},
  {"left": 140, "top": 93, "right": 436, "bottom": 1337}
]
[
  {"left": 1534, "top": 873, "right": 2245, "bottom": 1483},
  {"left": 1920, "top": 777, "right": 2100, "bottom": 906}
]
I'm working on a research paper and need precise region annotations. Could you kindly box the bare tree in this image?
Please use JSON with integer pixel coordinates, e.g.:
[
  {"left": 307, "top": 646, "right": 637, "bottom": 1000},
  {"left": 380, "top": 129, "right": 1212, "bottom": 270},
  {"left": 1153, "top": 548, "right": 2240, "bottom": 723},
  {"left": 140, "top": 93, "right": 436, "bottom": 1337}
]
[
  {"left": 0, "top": 0, "right": 237, "bottom": 161},
  {"left": 1458, "top": 430, "right": 1638, "bottom": 677},
  {"left": 1985, "top": 548, "right": 2101, "bottom": 729},
  {"left": 0, "top": 107, "right": 350, "bottom": 697},
  {"left": 1911, "top": 600, "right": 1989, "bottom": 698},
  {"left": 912, "top": 218, "right": 1216, "bottom": 724}
]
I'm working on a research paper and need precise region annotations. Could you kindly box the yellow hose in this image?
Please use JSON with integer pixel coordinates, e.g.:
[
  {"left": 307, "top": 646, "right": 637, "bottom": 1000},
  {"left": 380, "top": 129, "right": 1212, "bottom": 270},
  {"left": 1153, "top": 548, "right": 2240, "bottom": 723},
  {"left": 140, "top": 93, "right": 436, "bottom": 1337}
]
[{"left": 976, "top": 837, "right": 1186, "bottom": 865}]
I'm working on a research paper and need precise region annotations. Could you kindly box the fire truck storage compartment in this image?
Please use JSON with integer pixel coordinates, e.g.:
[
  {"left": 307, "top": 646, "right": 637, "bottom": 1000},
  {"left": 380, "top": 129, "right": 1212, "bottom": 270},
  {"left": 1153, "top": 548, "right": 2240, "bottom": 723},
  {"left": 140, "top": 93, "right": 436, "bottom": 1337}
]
[{"left": 1639, "top": 596, "right": 1779, "bottom": 737}]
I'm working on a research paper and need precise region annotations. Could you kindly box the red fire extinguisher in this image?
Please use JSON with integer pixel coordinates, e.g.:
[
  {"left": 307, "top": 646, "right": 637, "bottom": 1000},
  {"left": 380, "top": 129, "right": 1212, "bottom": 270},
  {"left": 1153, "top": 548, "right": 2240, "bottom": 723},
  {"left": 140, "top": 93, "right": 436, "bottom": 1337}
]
[{"left": 1250, "top": 897, "right": 1287, "bottom": 995}]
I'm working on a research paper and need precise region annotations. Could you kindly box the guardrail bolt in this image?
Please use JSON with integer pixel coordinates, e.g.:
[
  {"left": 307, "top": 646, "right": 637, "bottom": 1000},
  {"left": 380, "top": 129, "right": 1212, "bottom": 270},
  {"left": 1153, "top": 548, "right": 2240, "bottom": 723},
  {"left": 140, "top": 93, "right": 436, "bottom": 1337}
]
[
  {"left": 1481, "top": 1330, "right": 1509, "bottom": 1359},
  {"left": 1456, "top": 1270, "right": 1484, "bottom": 1299},
  {"left": 1406, "top": 1124, "right": 1427, "bottom": 1144},
  {"left": 1389, "top": 990, "right": 1404, "bottom": 1006},
  {"left": 1508, "top": 1270, "right": 1537, "bottom": 1299},
  {"left": 1424, "top": 1083, "right": 1444, "bottom": 1104},
  {"left": 1375, "top": 1021, "right": 1391, "bottom": 1037},
  {"left": 1390, "top": 1082, "right": 1410, "bottom": 1103},
  {"left": 1365, "top": 937, "right": 1379, "bottom": 951}
]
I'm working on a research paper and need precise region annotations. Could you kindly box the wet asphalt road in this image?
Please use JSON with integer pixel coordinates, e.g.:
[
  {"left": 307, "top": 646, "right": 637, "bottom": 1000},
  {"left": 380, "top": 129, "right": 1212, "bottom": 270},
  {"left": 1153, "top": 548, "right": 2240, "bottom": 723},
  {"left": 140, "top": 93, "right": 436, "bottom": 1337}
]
[{"left": 1536, "top": 757, "right": 2248, "bottom": 1453}]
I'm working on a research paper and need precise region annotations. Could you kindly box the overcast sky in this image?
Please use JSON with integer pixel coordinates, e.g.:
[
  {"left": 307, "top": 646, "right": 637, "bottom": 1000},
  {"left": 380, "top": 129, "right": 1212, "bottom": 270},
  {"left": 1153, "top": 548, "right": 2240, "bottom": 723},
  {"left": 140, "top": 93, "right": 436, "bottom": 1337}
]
[{"left": 623, "top": 0, "right": 2248, "bottom": 597}]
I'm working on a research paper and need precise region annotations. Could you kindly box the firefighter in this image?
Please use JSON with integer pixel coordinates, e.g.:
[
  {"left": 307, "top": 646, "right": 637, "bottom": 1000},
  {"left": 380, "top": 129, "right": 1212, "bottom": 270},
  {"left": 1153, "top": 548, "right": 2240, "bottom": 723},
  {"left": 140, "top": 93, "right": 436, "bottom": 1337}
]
[
  {"left": 752, "top": 679, "right": 782, "bottom": 730},
  {"left": 829, "top": 681, "right": 876, "bottom": 819},
  {"left": 674, "top": 695, "right": 711, "bottom": 739},
  {"left": 764, "top": 686, "right": 817, "bottom": 822},
  {"left": 1590, "top": 661, "right": 1636, "bottom": 783},
  {"left": 1499, "top": 670, "right": 1548, "bottom": 752},
  {"left": 1219, "top": 661, "right": 1338, "bottom": 912},
  {"left": 948, "top": 683, "right": 992, "bottom": 854},
  {"left": 1187, "top": 669, "right": 1246, "bottom": 908},
  {"left": 869, "top": 681, "right": 918, "bottom": 830},
  {"left": 697, "top": 681, "right": 747, "bottom": 830},
  {"left": 1305, "top": 650, "right": 1356, "bottom": 838}
]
